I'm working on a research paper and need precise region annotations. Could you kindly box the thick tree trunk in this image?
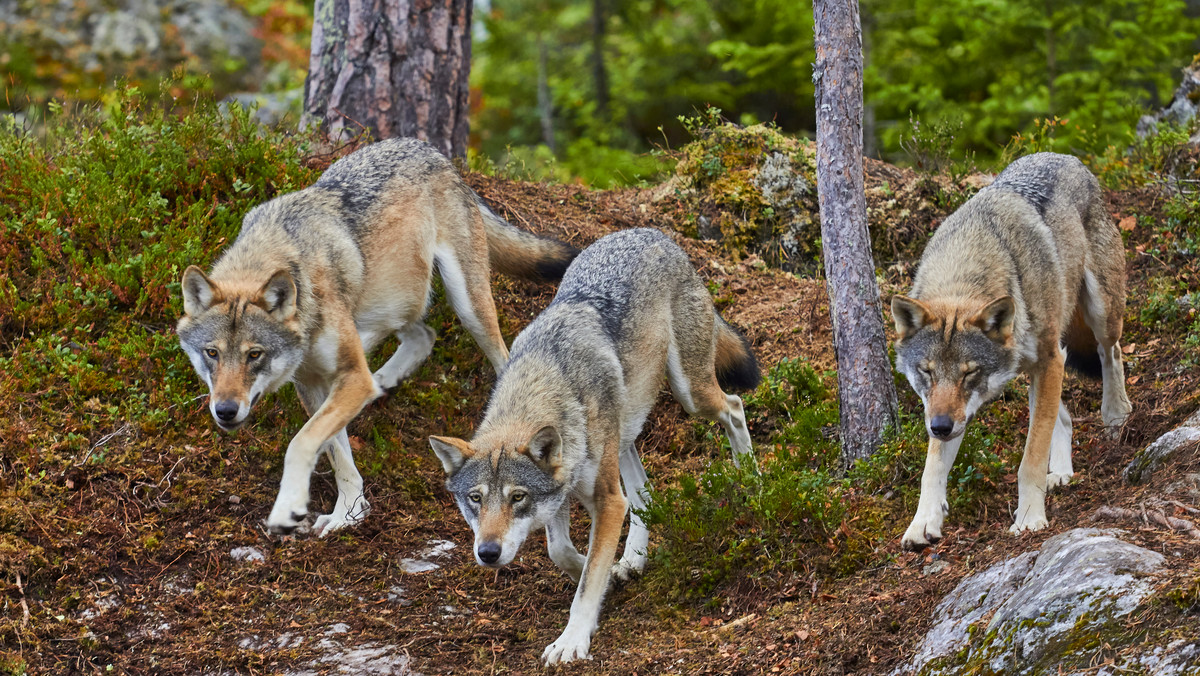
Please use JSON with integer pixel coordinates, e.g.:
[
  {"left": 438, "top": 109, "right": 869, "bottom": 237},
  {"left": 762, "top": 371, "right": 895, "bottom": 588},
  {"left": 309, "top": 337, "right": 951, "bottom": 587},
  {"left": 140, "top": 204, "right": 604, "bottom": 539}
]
[
  {"left": 304, "top": 0, "right": 473, "bottom": 158},
  {"left": 812, "top": 0, "right": 898, "bottom": 469}
]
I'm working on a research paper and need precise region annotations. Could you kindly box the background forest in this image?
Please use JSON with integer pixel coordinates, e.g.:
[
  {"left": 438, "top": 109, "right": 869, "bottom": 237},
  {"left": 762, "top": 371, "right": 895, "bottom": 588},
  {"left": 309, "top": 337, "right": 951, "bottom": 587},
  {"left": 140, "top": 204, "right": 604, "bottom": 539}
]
[{"left": 2, "top": 0, "right": 1198, "bottom": 186}]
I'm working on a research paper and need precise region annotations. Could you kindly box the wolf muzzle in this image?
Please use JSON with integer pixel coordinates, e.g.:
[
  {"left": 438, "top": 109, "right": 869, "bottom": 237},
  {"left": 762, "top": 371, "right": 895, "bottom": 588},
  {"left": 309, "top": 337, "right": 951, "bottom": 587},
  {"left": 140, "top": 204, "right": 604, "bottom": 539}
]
[{"left": 476, "top": 540, "right": 502, "bottom": 566}]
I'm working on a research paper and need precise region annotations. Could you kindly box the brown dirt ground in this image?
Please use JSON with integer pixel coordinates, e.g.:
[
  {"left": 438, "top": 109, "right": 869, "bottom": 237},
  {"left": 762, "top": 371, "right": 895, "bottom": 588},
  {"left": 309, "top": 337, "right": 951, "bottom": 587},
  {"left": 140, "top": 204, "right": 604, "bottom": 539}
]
[{"left": 4, "top": 166, "right": 1199, "bottom": 675}]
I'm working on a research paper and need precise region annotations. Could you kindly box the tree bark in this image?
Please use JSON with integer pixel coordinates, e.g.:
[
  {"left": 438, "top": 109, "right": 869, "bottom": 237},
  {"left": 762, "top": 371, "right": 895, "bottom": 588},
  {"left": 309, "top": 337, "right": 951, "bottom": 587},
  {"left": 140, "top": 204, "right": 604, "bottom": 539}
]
[
  {"left": 812, "top": 0, "right": 898, "bottom": 469},
  {"left": 591, "top": 0, "right": 610, "bottom": 121},
  {"left": 303, "top": 0, "right": 473, "bottom": 158},
  {"left": 536, "top": 31, "right": 556, "bottom": 152}
]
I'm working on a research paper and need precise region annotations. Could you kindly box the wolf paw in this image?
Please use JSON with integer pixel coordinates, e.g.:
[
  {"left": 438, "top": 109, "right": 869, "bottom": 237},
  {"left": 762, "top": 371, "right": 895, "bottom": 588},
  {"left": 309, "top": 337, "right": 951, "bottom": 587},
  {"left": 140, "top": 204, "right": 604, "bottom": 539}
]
[
  {"left": 901, "top": 524, "right": 942, "bottom": 551},
  {"left": 542, "top": 630, "right": 593, "bottom": 665},
  {"left": 1046, "top": 472, "right": 1073, "bottom": 490},
  {"left": 266, "top": 510, "right": 310, "bottom": 535},
  {"left": 1009, "top": 514, "right": 1049, "bottom": 534},
  {"left": 611, "top": 557, "right": 645, "bottom": 584}
]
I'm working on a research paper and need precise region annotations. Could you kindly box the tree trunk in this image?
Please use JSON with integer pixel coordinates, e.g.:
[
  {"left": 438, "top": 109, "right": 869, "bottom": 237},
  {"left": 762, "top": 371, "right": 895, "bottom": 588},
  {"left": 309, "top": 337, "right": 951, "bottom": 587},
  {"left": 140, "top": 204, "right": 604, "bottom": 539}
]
[
  {"left": 591, "top": 0, "right": 609, "bottom": 121},
  {"left": 536, "top": 31, "right": 556, "bottom": 152},
  {"left": 812, "top": 0, "right": 898, "bottom": 469},
  {"left": 304, "top": 0, "right": 473, "bottom": 158}
]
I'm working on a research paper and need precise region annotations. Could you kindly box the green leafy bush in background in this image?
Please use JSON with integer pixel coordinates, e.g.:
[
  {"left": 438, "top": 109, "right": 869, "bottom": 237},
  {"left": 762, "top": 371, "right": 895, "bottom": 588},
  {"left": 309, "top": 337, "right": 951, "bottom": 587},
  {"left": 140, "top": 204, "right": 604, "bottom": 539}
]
[{"left": 0, "top": 83, "right": 319, "bottom": 465}]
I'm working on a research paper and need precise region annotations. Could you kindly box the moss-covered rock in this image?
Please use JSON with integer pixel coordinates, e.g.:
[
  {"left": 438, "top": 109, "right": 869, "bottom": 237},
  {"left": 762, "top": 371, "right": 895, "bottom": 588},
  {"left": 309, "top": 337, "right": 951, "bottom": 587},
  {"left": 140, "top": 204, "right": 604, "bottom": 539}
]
[{"left": 900, "top": 529, "right": 1168, "bottom": 676}]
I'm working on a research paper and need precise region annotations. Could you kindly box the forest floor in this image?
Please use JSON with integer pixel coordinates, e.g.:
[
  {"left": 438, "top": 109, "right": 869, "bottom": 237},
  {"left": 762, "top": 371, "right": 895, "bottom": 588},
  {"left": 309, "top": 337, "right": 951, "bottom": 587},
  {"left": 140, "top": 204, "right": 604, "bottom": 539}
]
[{"left": 3, "top": 159, "right": 1199, "bottom": 675}]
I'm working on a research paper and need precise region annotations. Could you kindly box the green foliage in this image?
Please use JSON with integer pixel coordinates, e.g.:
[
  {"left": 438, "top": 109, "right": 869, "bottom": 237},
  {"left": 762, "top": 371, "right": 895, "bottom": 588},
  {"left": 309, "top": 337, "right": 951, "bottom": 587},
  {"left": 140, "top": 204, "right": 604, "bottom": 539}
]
[
  {"left": 0, "top": 81, "right": 320, "bottom": 471},
  {"left": 866, "top": 0, "right": 1198, "bottom": 162},
  {"left": 640, "top": 359, "right": 874, "bottom": 598}
]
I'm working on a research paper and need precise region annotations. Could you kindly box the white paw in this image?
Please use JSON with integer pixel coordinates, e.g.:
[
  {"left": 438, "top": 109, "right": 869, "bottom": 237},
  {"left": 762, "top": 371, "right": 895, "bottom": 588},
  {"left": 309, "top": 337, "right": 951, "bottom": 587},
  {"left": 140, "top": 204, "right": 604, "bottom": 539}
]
[
  {"left": 901, "top": 503, "right": 947, "bottom": 551},
  {"left": 1046, "top": 472, "right": 1073, "bottom": 490},
  {"left": 267, "top": 497, "right": 310, "bottom": 535},
  {"left": 1009, "top": 514, "right": 1049, "bottom": 534},
  {"left": 611, "top": 557, "right": 645, "bottom": 583},
  {"left": 542, "top": 628, "right": 593, "bottom": 665},
  {"left": 1102, "top": 400, "right": 1132, "bottom": 430},
  {"left": 313, "top": 498, "right": 370, "bottom": 538}
]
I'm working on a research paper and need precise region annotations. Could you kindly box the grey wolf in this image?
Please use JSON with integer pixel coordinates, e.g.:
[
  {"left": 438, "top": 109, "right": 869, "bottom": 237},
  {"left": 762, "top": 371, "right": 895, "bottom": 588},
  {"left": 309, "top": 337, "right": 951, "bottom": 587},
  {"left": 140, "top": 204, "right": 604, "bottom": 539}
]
[
  {"left": 891, "top": 152, "right": 1132, "bottom": 549},
  {"left": 177, "top": 137, "right": 577, "bottom": 537},
  {"left": 427, "top": 228, "right": 759, "bottom": 664}
]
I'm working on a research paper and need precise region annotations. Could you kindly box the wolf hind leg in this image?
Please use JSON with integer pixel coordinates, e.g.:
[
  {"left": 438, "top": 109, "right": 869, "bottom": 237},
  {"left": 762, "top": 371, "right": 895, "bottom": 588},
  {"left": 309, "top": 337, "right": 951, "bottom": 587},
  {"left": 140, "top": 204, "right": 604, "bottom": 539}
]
[
  {"left": 435, "top": 242, "right": 509, "bottom": 373},
  {"left": 1080, "top": 249, "right": 1132, "bottom": 430},
  {"left": 372, "top": 322, "right": 436, "bottom": 390},
  {"left": 665, "top": 320, "right": 755, "bottom": 469},
  {"left": 613, "top": 443, "right": 651, "bottom": 582},
  {"left": 546, "top": 502, "right": 586, "bottom": 583}
]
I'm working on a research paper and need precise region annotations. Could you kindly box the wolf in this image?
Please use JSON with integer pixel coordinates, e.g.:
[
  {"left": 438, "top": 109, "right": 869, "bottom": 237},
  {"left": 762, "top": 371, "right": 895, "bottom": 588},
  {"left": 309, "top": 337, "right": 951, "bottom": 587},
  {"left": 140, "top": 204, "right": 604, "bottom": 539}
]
[
  {"left": 891, "top": 152, "right": 1132, "bottom": 550},
  {"left": 427, "top": 228, "right": 759, "bottom": 664},
  {"left": 177, "top": 137, "right": 577, "bottom": 537}
]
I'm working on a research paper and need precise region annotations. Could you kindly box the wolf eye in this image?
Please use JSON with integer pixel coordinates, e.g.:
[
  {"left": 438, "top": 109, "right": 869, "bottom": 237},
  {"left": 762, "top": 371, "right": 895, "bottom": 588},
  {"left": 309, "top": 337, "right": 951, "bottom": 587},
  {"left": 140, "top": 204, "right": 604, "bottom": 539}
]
[
  {"left": 918, "top": 365, "right": 932, "bottom": 376},
  {"left": 205, "top": 348, "right": 218, "bottom": 359},
  {"left": 247, "top": 349, "right": 263, "bottom": 361},
  {"left": 511, "top": 492, "right": 526, "bottom": 503},
  {"left": 468, "top": 492, "right": 482, "bottom": 504}
]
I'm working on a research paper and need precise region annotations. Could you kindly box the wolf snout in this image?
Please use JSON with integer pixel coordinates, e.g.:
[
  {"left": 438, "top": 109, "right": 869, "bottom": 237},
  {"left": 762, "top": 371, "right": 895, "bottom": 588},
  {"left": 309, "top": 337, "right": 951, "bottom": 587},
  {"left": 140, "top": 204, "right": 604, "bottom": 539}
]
[
  {"left": 929, "top": 415, "right": 956, "bottom": 440},
  {"left": 476, "top": 541, "right": 502, "bottom": 565},
  {"left": 214, "top": 400, "right": 240, "bottom": 423}
]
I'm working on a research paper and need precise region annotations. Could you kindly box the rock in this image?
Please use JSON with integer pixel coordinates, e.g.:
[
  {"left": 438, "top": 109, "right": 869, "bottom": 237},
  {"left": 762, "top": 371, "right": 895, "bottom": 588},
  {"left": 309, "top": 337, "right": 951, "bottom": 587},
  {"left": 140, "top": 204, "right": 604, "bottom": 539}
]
[
  {"left": 230, "top": 546, "right": 265, "bottom": 563},
  {"left": 1125, "top": 408, "right": 1200, "bottom": 484},
  {"left": 0, "top": 0, "right": 263, "bottom": 95},
  {"left": 1138, "top": 59, "right": 1200, "bottom": 138},
  {"left": 398, "top": 539, "right": 456, "bottom": 574},
  {"left": 898, "top": 528, "right": 1166, "bottom": 675}
]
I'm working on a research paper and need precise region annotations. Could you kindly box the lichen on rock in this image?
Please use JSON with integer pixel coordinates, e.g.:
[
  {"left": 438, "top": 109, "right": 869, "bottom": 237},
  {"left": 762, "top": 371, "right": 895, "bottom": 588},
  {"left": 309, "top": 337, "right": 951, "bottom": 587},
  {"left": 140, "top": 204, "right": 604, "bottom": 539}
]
[{"left": 900, "top": 529, "right": 1169, "bottom": 676}]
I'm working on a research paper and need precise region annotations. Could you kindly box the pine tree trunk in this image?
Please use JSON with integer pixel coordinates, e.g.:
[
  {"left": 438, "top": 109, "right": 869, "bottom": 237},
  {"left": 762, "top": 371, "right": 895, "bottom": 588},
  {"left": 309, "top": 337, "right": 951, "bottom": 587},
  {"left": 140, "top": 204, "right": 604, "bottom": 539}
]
[
  {"left": 536, "top": 32, "right": 556, "bottom": 152},
  {"left": 304, "top": 0, "right": 473, "bottom": 158},
  {"left": 812, "top": 0, "right": 898, "bottom": 469},
  {"left": 591, "top": 0, "right": 609, "bottom": 120}
]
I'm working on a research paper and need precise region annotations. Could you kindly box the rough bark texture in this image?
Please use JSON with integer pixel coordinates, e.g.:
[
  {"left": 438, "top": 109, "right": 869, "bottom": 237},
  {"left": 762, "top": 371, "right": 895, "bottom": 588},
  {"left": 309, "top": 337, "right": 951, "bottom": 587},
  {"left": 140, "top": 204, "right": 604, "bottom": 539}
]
[
  {"left": 303, "top": 0, "right": 473, "bottom": 157},
  {"left": 812, "top": 0, "right": 898, "bottom": 467}
]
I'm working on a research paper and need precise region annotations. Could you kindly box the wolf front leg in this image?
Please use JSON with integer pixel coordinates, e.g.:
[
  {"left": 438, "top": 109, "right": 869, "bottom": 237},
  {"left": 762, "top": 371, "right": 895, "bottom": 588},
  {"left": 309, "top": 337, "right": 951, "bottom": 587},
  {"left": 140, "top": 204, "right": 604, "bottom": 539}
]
[
  {"left": 542, "top": 442, "right": 627, "bottom": 665},
  {"left": 901, "top": 434, "right": 963, "bottom": 550},
  {"left": 268, "top": 335, "right": 382, "bottom": 535},
  {"left": 1010, "top": 354, "right": 1064, "bottom": 534}
]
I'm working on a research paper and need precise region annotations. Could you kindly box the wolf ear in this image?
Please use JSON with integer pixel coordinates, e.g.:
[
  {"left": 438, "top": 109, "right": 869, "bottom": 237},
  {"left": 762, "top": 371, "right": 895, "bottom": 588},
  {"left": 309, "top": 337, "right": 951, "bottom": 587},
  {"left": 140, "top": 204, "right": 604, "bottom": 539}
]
[
  {"left": 970, "top": 296, "right": 1016, "bottom": 344},
  {"left": 429, "top": 436, "right": 474, "bottom": 476},
  {"left": 181, "top": 266, "right": 218, "bottom": 316},
  {"left": 525, "top": 426, "right": 562, "bottom": 471},
  {"left": 891, "top": 295, "right": 931, "bottom": 341},
  {"left": 258, "top": 269, "right": 297, "bottom": 319}
]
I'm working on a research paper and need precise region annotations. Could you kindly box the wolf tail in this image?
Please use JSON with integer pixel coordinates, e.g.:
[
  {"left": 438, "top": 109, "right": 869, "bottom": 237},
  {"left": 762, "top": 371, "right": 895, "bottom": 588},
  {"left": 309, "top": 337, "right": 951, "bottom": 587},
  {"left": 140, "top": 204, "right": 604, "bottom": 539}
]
[
  {"left": 474, "top": 192, "right": 579, "bottom": 281},
  {"left": 714, "top": 314, "right": 761, "bottom": 392},
  {"left": 1063, "top": 309, "right": 1102, "bottom": 379}
]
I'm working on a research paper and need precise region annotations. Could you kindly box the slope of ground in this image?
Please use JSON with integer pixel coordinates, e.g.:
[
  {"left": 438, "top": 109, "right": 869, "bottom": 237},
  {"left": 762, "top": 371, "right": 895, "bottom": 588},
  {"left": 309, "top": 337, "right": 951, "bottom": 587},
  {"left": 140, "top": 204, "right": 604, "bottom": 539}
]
[{"left": 1, "top": 120, "right": 1198, "bottom": 675}]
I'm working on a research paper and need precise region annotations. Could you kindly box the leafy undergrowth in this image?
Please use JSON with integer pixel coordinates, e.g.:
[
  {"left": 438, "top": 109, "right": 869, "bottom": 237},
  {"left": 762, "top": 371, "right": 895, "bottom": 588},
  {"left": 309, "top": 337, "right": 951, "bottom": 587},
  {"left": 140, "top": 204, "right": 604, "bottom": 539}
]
[{"left": 1, "top": 91, "right": 1198, "bottom": 675}]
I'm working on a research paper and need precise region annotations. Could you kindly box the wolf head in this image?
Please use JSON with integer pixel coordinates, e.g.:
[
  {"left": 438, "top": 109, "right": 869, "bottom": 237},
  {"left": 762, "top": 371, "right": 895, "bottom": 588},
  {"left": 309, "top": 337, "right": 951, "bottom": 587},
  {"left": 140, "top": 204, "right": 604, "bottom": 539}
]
[
  {"left": 177, "top": 266, "right": 304, "bottom": 431},
  {"left": 428, "top": 426, "right": 569, "bottom": 568},
  {"left": 891, "top": 295, "right": 1020, "bottom": 441}
]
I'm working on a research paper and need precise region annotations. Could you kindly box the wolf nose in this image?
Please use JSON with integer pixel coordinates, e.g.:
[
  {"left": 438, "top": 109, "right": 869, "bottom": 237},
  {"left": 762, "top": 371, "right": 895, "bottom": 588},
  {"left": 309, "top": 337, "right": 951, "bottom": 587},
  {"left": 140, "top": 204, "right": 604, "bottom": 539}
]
[
  {"left": 477, "top": 541, "right": 502, "bottom": 565},
  {"left": 930, "top": 415, "right": 954, "bottom": 439},
  {"left": 214, "top": 400, "right": 240, "bottom": 423}
]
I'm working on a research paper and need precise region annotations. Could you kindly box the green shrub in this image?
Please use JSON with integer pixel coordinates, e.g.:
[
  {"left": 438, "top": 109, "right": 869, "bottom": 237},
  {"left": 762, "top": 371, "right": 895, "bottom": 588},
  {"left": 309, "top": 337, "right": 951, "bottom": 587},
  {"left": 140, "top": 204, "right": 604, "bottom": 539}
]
[{"left": 0, "top": 81, "right": 320, "bottom": 471}]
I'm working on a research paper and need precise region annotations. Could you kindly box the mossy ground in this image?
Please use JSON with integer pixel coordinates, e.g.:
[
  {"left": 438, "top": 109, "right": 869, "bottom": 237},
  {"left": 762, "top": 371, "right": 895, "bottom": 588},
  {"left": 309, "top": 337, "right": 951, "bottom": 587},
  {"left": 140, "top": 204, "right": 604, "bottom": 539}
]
[{"left": 1, "top": 94, "right": 1198, "bottom": 674}]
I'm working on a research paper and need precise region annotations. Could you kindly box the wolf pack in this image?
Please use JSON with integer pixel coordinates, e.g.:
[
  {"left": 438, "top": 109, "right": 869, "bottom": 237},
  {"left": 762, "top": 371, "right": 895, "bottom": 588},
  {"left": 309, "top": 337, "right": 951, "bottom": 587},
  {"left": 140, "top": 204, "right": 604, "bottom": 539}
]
[{"left": 177, "top": 138, "right": 1133, "bottom": 664}]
